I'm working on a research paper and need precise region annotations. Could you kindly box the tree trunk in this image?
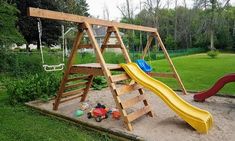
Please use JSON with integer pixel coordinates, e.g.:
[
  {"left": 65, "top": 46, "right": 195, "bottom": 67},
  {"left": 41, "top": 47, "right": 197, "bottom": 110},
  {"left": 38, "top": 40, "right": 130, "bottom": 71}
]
[
  {"left": 26, "top": 44, "right": 30, "bottom": 52},
  {"left": 210, "top": 29, "right": 215, "bottom": 50},
  {"left": 174, "top": 0, "right": 178, "bottom": 42}
]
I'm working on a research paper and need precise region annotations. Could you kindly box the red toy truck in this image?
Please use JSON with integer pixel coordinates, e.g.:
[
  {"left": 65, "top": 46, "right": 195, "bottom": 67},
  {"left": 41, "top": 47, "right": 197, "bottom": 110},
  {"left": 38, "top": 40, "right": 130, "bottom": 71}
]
[{"left": 87, "top": 103, "right": 108, "bottom": 122}]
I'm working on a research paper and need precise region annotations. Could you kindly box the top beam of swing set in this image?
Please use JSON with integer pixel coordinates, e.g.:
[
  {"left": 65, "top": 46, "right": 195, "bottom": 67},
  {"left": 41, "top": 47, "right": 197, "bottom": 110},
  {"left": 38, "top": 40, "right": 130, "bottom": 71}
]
[{"left": 28, "top": 7, "right": 157, "bottom": 32}]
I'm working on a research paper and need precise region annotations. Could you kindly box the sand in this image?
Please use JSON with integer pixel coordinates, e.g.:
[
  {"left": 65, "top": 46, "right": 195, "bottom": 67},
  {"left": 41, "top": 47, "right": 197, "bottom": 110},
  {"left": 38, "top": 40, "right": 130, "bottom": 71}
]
[{"left": 27, "top": 87, "right": 235, "bottom": 141}]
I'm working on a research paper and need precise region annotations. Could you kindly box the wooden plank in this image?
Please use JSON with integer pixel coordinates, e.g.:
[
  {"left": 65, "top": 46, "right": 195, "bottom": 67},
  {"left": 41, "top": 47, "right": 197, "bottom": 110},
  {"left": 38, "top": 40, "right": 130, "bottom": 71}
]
[
  {"left": 101, "top": 29, "right": 112, "bottom": 53},
  {"left": 149, "top": 72, "right": 175, "bottom": 78},
  {"left": 153, "top": 31, "right": 187, "bottom": 95},
  {"left": 113, "top": 27, "right": 132, "bottom": 63},
  {"left": 110, "top": 73, "right": 130, "bottom": 83},
  {"left": 126, "top": 106, "right": 151, "bottom": 122},
  {"left": 28, "top": 7, "right": 157, "bottom": 32},
  {"left": 116, "top": 83, "right": 143, "bottom": 96},
  {"left": 81, "top": 75, "right": 94, "bottom": 102},
  {"left": 72, "top": 63, "right": 122, "bottom": 70},
  {"left": 62, "top": 88, "right": 85, "bottom": 97},
  {"left": 60, "top": 94, "right": 84, "bottom": 103},
  {"left": 79, "top": 44, "right": 93, "bottom": 49},
  {"left": 101, "top": 44, "right": 121, "bottom": 48},
  {"left": 121, "top": 95, "right": 146, "bottom": 109},
  {"left": 65, "top": 81, "right": 88, "bottom": 90},
  {"left": 66, "top": 75, "right": 89, "bottom": 82},
  {"left": 142, "top": 35, "right": 153, "bottom": 59},
  {"left": 70, "top": 67, "right": 104, "bottom": 76}
]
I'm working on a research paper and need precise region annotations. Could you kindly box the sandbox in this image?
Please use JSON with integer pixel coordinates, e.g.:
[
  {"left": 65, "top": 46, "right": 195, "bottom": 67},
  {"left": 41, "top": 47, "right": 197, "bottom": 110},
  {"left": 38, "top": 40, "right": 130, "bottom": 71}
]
[{"left": 26, "top": 88, "right": 235, "bottom": 141}]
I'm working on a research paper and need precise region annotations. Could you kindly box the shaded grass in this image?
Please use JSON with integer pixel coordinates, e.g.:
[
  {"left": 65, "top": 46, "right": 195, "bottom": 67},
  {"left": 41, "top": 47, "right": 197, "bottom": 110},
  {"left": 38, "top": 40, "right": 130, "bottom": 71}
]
[
  {"left": 151, "top": 53, "right": 235, "bottom": 95},
  {"left": 0, "top": 88, "right": 116, "bottom": 141}
]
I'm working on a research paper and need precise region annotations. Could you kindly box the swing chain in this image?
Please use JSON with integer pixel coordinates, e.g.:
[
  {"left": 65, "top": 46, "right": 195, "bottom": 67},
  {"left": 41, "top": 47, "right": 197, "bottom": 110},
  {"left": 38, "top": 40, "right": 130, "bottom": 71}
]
[{"left": 37, "top": 18, "right": 65, "bottom": 72}]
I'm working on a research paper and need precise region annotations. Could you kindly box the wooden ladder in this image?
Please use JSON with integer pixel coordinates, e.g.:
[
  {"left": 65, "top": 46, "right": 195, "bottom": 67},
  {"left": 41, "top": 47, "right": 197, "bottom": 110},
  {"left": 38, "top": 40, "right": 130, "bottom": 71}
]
[{"left": 100, "top": 26, "right": 153, "bottom": 131}]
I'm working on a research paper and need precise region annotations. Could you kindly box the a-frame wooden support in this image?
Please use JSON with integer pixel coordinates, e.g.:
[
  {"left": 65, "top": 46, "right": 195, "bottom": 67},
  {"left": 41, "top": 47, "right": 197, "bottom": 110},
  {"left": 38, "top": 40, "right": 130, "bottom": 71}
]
[
  {"left": 53, "top": 23, "right": 153, "bottom": 131},
  {"left": 142, "top": 32, "right": 187, "bottom": 95},
  {"left": 28, "top": 7, "right": 187, "bottom": 131}
]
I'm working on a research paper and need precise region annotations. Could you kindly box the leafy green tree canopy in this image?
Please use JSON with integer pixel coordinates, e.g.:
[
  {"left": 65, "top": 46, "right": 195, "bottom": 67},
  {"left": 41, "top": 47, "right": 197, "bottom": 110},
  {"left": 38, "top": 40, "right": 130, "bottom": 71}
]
[{"left": 0, "top": 1, "right": 25, "bottom": 46}]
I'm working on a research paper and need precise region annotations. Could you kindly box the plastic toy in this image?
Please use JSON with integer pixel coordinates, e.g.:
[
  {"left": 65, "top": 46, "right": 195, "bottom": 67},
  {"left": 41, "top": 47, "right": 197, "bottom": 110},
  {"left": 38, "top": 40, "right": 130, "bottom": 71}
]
[
  {"left": 136, "top": 59, "right": 152, "bottom": 73},
  {"left": 112, "top": 111, "right": 121, "bottom": 120},
  {"left": 79, "top": 102, "right": 90, "bottom": 110},
  {"left": 75, "top": 110, "right": 84, "bottom": 117},
  {"left": 194, "top": 73, "right": 235, "bottom": 102},
  {"left": 87, "top": 103, "right": 108, "bottom": 122}
]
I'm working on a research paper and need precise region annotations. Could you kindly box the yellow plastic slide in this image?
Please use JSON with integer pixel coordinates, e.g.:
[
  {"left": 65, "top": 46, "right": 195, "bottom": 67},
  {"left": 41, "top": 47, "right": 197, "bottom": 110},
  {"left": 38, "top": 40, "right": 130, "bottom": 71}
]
[{"left": 121, "top": 63, "right": 213, "bottom": 133}]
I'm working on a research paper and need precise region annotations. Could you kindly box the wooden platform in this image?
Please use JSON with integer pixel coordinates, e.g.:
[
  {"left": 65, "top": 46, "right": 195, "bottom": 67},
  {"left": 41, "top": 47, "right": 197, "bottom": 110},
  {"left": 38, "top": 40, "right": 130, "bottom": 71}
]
[{"left": 70, "top": 63, "right": 123, "bottom": 76}]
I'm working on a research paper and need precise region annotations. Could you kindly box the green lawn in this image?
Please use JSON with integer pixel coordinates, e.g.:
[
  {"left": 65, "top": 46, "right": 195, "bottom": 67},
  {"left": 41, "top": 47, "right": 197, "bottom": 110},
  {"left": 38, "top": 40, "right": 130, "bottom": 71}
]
[
  {"left": 0, "top": 89, "right": 116, "bottom": 141},
  {"left": 151, "top": 53, "right": 235, "bottom": 95}
]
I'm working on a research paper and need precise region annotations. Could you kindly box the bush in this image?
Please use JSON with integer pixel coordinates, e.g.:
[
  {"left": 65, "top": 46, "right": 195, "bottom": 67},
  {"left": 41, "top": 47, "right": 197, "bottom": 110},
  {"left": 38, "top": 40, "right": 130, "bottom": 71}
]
[
  {"left": 92, "top": 76, "right": 107, "bottom": 90},
  {"left": 207, "top": 50, "right": 219, "bottom": 58},
  {"left": 5, "top": 73, "right": 61, "bottom": 105},
  {"left": 0, "top": 49, "right": 43, "bottom": 76}
]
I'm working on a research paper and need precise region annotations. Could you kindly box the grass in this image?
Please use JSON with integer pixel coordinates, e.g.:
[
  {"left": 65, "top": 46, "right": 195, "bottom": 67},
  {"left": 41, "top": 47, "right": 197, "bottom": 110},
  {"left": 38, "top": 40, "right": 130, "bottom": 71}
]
[
  {"left": 0, "top": 88, "right": 116, "bottom": 141},
  {"left": 151, "top": 53, "right": 235, "bottom": 95}
]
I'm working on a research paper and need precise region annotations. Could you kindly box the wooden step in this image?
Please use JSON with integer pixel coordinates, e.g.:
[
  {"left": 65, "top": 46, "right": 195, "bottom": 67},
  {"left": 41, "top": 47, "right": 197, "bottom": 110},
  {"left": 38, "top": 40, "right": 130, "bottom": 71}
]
[
  {"left": 66, "top": 75, "right": 90, "bottom": 82},
  {"left": 79, "top": 44, "right": 93, "bottom": 49},
  {"left": 60, "top": 94, "right": 84, "bottom": 103},
  {"left": 65, "top": 81, "right": 88, "bottom": 90},
  {"left": 62, "top": 87, "right": 85, "bottom": 98},
  {"left": 126, "top": 106, "right": 151, "bottom": 122},
  {"left": 110, "top": 73, "right": 130, "bottom": 83},
  {"left": 121, "top": 94, "right": 146, "bottom": 109},
  {"left": 116, "top": 83, "right": 142, "bottom": 96},
  {"left": 101, "top": 44, "right": 121, "bottom": 48}
]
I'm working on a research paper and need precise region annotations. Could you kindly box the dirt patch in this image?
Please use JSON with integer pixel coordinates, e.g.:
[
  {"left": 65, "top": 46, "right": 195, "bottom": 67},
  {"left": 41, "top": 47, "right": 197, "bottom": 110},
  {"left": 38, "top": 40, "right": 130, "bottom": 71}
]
[{"left": 27, "top": 88, "right": 235, "bottom": 141}]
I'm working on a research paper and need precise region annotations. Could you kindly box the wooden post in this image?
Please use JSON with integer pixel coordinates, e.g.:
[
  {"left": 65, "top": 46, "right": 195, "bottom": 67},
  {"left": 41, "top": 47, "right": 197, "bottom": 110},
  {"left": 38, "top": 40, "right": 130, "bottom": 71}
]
[
  {"left": 112, "top": 27, "right": 131, "bottom": 63},
  {"left": 153, "top": 31, "right": 187, "bottom": 95},
  {"left": 101, "top": 27, "right": 112, "bottom": 53},
  {"left": 142, "top": 35, "right": 153, "bottom": 59}
]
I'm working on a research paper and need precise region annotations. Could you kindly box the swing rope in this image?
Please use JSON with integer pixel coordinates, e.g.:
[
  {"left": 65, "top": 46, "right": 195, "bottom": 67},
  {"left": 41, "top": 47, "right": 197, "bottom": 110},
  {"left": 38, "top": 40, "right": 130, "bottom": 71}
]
[{"left": 37, "top": 18, "right": 65, "bottom": 72}]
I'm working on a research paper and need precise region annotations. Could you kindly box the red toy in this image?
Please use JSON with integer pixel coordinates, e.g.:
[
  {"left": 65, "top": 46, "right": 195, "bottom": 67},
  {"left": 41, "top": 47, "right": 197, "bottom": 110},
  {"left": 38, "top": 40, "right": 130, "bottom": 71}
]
[
  {"left": 87, "top": 103, "right": 108, "bottom": 122},
  {"left": 112, "top": 111, "right": 121, "bottom": 120},
  {"left": 194, "top": 73, "right": 235, "bottom": 102}
]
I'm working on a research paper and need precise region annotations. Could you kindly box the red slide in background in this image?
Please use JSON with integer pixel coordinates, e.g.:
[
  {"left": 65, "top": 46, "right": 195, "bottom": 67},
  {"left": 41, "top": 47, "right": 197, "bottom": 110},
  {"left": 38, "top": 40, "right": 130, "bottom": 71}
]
[{"left": 194, "top": 73, "right": 235, "bottom": 102}]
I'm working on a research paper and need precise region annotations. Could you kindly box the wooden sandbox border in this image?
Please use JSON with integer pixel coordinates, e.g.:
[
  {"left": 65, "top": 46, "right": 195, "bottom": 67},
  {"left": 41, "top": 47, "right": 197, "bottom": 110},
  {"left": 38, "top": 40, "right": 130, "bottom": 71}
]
[{"left": 25, "top": 100, "right": 144, "bottom": 141}]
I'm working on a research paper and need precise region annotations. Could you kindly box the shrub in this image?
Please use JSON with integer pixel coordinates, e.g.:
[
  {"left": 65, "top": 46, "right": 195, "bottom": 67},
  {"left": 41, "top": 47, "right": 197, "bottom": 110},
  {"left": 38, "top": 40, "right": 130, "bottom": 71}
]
[
  {"left": 92, "top": 76, "right": 107, "bottom": 90},
  {"left": 5, "top": 72, "right": 61, "bottom": 105},
  {"left": 0, "top": 49, "right": 43, "bottom": 76},
  {"left": 207, "top": 50, "right": 219, "bottom": 58}
]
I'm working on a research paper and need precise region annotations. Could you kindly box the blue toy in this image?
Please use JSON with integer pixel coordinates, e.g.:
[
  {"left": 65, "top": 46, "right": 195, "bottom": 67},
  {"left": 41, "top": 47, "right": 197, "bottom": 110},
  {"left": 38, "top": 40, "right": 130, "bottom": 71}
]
[{"left": 136, "top": 59, "right": 152, "bottom": 73}]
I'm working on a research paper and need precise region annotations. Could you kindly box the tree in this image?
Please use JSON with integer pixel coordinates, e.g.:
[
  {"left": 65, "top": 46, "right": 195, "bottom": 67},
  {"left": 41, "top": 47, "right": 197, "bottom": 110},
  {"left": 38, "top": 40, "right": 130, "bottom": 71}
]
[
  {"left": 10, "top": 0, "right": 89, "bottom": 50},
  {"left": 0, "top": 1, "right": 25, "bottom": 47}
]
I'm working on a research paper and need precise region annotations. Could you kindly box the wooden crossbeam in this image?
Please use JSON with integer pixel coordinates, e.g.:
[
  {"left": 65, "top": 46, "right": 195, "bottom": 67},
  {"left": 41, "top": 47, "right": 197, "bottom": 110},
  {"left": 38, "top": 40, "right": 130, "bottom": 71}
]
[
  {"left": 101, "top": 44, "right": 121, "bottom": 48},
  {"left": 79, "top": 44, "right": 93, "bottom": 49},
  {"left": 28, "top": 7, "right": 157, "bottom": 32}
]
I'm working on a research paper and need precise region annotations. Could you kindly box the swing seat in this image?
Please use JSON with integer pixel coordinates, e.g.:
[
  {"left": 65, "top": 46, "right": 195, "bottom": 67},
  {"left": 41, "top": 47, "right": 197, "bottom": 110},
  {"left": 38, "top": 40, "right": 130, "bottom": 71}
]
[
  {"left": 43, "top": 64, "right": 65, "bottom": 72},
  {"left": 136, "top": 59, "right": 152, "bottom": 73}
]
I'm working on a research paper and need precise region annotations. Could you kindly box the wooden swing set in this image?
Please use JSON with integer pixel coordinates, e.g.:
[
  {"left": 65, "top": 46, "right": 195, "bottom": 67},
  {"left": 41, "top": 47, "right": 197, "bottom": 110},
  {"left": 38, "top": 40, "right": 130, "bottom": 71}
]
[{"left": 28, "top": 7, "right": 187, "bottom": 131}]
